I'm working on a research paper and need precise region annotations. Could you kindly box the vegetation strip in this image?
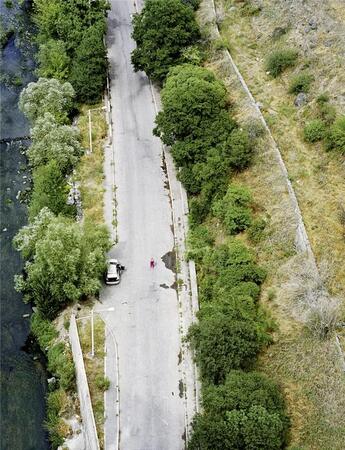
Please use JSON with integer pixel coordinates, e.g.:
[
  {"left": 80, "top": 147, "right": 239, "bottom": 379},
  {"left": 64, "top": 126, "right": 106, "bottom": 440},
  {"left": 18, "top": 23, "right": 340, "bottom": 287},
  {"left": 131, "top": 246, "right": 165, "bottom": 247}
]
[
  {"left": 131, "top": 1, "right": 290, "bottom": 448},
  {"left": 12, "top": 1, "right": 110, "bottom": 447}
]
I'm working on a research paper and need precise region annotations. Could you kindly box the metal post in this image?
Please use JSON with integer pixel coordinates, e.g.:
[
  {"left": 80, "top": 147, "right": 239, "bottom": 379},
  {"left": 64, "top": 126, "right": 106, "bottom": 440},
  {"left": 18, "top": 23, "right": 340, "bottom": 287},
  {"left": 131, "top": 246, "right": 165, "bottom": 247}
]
[
  {"left": 88, "top": 109, "right": 93, "bottom": 154},
  {"left": 91, "top": 308, "right": 95, "bottom": 358}
]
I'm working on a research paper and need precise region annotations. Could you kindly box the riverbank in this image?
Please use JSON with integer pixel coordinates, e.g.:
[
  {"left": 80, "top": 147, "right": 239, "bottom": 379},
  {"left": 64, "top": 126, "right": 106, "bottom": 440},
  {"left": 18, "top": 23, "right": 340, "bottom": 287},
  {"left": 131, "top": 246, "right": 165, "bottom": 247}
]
[{"left": 0, "top": 1, "right": 49, "bottom": 448}]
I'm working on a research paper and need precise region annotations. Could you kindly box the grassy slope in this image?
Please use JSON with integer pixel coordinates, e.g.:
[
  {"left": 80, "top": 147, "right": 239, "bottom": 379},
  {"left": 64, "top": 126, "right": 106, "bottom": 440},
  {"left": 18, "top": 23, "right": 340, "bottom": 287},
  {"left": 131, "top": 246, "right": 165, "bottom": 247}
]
[
  {"left": 77, "top": 314, "right": 106, "bottom": 449},
  {"left": 198, "top": 0, "right": 345, "bottom": 448}
]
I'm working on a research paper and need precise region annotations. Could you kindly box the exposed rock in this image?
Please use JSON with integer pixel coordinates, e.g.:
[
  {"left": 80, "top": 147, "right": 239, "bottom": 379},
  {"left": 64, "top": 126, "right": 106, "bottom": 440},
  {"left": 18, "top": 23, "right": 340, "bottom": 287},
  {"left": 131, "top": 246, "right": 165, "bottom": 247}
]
[
  {"left": 294, "top": 92, "right": 308, "bottom": 107},
  {"left": 309, "top": 18, "right": 318, "bottom": 30},
  {"left": 272, "top": 26, "right": 287, "bottom": 40}
]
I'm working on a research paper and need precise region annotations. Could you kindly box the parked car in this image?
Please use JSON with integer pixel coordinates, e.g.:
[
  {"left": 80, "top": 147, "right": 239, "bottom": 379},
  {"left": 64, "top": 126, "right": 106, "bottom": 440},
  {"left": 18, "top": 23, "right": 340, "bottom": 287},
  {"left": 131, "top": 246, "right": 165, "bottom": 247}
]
[{"left": 105, "top": 259, "right": 125, "bottom": 285}]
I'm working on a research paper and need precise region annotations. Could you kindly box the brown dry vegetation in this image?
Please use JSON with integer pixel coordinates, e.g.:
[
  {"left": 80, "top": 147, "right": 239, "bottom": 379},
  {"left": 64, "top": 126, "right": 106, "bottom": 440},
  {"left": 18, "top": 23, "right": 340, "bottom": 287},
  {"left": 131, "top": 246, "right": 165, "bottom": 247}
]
[
  {"left": 77, "top": 104, "right": 107, "bottom": 224},
  {"left": 198, "top": 0, "right": 345, "bottom": 448}
]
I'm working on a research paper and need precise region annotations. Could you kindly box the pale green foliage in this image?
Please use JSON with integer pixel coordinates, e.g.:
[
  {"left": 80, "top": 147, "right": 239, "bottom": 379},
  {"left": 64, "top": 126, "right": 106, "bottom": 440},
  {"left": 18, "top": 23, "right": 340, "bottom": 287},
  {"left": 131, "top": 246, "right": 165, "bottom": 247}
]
[
  {"left": 37, "top": 40, "right": 70, "bottom": 80},
  {"left": 19, "top": 77, "right": 74, "bottom": 124},
  {"left": 28, "top": 113, "right": 83, "bottom": 173},
  {"left": 14, "top": 210, "right": 110, "bottom": 318}
]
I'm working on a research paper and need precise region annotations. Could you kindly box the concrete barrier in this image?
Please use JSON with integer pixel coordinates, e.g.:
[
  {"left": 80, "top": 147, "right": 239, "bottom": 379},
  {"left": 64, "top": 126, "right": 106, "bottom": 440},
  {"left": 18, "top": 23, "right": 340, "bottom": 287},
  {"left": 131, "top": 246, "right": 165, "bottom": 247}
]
[{"left": 69, "top": 314, "right": 100, "bottom": 450}]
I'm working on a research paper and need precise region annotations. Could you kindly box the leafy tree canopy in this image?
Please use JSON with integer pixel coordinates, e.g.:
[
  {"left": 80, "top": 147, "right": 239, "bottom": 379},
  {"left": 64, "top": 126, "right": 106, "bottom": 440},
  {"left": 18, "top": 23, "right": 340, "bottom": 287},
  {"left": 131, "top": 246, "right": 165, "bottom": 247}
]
[
  {"left": 14, "top": 209, "right": 110, "bottom": 319},
  {"left": 19, "top": 77, "right": 75, "bottom": 124},
  {"left": 131, "top": 0, "right": 200, "bottom": 82},
  {"left": 29, "top": 113, "right": 83, "bottom": 173},
  {"left": 154, "top": 64, "right": 229, "bottom": 145},
  {"left": 69, "top": 24, "right": 107, "bottom": 103}
]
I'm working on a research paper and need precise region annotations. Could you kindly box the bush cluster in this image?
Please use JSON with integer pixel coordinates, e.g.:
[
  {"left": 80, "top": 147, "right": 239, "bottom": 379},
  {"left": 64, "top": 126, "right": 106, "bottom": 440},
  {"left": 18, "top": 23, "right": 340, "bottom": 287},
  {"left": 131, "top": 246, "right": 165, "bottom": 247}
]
[
  {"left": 141, "top": 2, "right": 290, "bottom": 446},
  {"left": 325, "top": 115, "right": 345, "bottom": 155},
  {"left": 265, "top": 48, "right": 298, "bottom": 77},
  {"left": 15, "top": 78, "right": 110, "bottom": 319},
  {"left": 189, "top": 370, "right": 289, "bottom": 450},
  {"left": 33, "top": 0, "right": 109, "bottom": 103},
  {"left": 288, "top": 72, "right": 313, "bottom": 94},
  {"left": 31, "top": 312, "right": 75, "bottom": 448},
  {"left": 154, "top": 64, "right": 253, "bottom": 223}
]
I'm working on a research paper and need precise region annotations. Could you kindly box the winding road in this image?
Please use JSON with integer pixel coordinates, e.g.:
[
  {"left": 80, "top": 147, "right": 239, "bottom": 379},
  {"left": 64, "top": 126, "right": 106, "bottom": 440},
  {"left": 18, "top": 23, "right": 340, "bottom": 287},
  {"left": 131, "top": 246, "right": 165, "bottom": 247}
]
[{"left": 99, "top": 1, "right": 198, "bottom": 449}]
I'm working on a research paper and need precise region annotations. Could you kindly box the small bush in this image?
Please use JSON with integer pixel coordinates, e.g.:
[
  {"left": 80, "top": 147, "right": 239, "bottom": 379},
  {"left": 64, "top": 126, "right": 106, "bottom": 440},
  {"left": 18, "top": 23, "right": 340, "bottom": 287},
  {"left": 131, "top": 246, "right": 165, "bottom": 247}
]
[
  {"left": 303, "top": 120, "right": 326, "bottom": 142},
  {"left": 316, "top": 93, "right": 329, "bottom": 105},
  {"left": 325, "top": 115, "right": 345, "bottom": 154},
  {"left": 318, "top": 102, "right": 336, "bottom": 125},
  {"left": 265, "top": 49, "right": 298, "bottom": 77},
  {"left": 212, "top": 184, "right": 252, "bottom": 235},
  {"left": 248, "top": 218, "right": 267, "bottom": 243},
  {"left": 288, "top": 72, "right": 313, "bottom": 94},
  {"left": 95, "top": 375, "right": 111, "bottom": 391}
]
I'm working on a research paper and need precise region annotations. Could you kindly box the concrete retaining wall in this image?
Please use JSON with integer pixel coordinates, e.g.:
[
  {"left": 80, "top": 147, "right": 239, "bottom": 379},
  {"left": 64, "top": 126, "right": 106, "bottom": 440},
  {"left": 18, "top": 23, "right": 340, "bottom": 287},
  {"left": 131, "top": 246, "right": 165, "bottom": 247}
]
[{"left": 69, "top": 314, "right": 100, "bottom": 450}]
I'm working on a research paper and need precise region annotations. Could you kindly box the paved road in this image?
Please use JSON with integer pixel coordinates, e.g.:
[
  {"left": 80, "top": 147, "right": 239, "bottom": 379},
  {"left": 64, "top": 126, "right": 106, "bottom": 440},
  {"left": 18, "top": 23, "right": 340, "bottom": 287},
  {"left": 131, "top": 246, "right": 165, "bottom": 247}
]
[{"left": 99, "top": 1, "right": 192, "bottom": 449}]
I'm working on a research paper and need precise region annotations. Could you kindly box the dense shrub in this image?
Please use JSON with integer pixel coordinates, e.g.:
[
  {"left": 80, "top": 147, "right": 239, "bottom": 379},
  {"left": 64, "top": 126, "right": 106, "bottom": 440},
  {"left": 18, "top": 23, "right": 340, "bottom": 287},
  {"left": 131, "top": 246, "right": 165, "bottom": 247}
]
[
  {"left": 29, "top": 160, "right": 76, "bottom": 219},
  {"left": 325, "top": 115, "right": 345, "bottom": 154},
  {"left": 131, "top": 0, "right": 200, "bottom": 82},
  {"left": 188, "top": 370, "right": 289, "bottom": 450},
  {"left": 288, "top": 72, "right": 313, "bottom": 94},
  {"left": 188, "top": 295, "right": 269, "bottom": 384},
  {"left": 212, "top": 184, "right": 252, "bottom": 235},
  {"left": 265, "top": 49, "right": 298, "bottom": 77},
  {"left": 47, "top": 343, "right": 75, "bottom": 390},
  {"left": 14, "top": 209, "right": 110, "bottom": 319},
  {"left": 303, "top": 119, "right": 326, "bottom": 143},
  {"left": 248, "top": 217, "right": 267, "bottom": 243},
  {"left": 45, "top": 389, "right": 66, "bottom": 449},
  {"left": 31, "top": 312, "right": 58, "bottom": 350}
]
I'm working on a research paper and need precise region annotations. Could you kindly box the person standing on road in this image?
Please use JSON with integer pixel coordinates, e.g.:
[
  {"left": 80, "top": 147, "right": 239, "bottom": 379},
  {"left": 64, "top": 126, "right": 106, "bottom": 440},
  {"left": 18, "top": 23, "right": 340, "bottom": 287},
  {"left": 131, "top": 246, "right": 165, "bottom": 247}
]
[{"left": 150, "top": 257, "right": 155, "bottom": 269}]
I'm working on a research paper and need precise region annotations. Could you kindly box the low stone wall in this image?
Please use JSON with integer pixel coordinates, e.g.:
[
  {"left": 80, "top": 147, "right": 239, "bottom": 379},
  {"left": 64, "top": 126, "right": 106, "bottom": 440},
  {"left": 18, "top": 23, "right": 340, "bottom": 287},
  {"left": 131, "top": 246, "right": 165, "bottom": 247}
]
[{"left": 69, "top": 314, "right": 100, "bottom": 450}]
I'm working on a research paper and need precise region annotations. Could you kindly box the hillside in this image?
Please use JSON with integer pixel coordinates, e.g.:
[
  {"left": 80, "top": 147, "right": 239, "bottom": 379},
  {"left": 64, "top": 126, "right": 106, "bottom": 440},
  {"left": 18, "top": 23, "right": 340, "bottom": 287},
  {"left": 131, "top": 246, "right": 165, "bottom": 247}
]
[{"left": 198, "top": 0, "right": 345, "bottom": 448}]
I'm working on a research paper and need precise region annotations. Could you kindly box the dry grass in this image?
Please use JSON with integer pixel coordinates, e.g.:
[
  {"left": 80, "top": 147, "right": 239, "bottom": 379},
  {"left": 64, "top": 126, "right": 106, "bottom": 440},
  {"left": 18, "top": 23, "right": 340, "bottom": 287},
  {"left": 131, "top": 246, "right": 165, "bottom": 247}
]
[
  {"left": 197, "top": 0, "right": 345, "bottom": 447},
  {"left": 77, "top": 104, "right": 107, "bottom": 224},
  {"left": 77, "top": 314, "right": 105, "bottom": 449}
]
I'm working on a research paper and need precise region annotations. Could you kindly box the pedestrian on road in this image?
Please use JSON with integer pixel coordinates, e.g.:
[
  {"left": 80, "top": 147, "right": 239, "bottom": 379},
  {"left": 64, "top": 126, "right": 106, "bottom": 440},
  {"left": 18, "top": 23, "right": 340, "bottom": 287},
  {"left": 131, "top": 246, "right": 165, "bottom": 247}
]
[{"left": 150, "top": 257, "right": 155, "bottom": 269}]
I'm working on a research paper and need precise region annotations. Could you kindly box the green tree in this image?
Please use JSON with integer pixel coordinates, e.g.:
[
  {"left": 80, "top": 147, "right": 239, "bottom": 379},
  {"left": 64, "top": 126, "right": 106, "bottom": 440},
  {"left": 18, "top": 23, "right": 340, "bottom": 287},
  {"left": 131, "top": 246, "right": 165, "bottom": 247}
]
[
  {"left": 69, "top": 24, "right": 107, "bottom": 103},
  {"left": 29, "top": 160, "right": 76, "bottom": 219},
  {"left": 28, "top": 113, "right": 83, "bottom": 173},
  {"left": 37, "top": 40, "right": 70, "bottom": 80},
  {"left": 154, "top": 64, "right": 229, "bottom": 145},
  {"left": 131, "top": 0, "right": 200, "bottom": 82},
  {"left": 212, "top": 184, "right": 252, "bottom": 235},
  {"left": 19, "top": 77, "right": 75, "bottom": 124},
  {"left": 14, "top": 210, "right": 110, "bottom": 319}
]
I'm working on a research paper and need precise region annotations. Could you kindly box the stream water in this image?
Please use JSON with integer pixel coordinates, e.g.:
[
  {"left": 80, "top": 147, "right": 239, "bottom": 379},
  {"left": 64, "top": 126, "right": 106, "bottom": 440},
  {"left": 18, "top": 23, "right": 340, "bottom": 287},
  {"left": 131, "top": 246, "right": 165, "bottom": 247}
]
[{"left": 0, "top": 1, "right": 49, "bottom": 448}]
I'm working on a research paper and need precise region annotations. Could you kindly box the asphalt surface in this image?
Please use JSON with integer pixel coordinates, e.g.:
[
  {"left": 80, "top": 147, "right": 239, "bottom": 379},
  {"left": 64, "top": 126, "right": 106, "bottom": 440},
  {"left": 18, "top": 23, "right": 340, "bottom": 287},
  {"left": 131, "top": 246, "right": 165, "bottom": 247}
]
[{"left": 99, "top": 1, "right": 189, "bottom": 449}]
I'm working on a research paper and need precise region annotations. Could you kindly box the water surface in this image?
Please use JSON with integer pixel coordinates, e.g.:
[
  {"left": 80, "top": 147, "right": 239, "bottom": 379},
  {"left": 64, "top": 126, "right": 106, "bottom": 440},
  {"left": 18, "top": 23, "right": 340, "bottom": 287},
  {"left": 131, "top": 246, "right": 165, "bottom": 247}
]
[{"left": 0, "top": 1, "right": 49, "bottom": 448}]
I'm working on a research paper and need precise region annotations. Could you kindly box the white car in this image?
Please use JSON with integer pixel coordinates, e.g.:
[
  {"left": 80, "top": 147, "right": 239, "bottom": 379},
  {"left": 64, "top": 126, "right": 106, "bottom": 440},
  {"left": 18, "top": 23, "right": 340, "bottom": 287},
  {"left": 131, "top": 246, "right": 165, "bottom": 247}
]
[{"left": 105, "top": 259, "right": 125, "bottom": 285}]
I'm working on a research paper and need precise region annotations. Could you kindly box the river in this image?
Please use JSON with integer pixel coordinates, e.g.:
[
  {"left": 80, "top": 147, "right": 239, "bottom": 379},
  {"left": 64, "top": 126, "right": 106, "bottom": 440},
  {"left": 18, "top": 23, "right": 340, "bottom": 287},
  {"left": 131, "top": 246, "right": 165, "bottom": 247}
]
[{"left": 0, "top": 1, "right": 49, "bottom": 448}]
